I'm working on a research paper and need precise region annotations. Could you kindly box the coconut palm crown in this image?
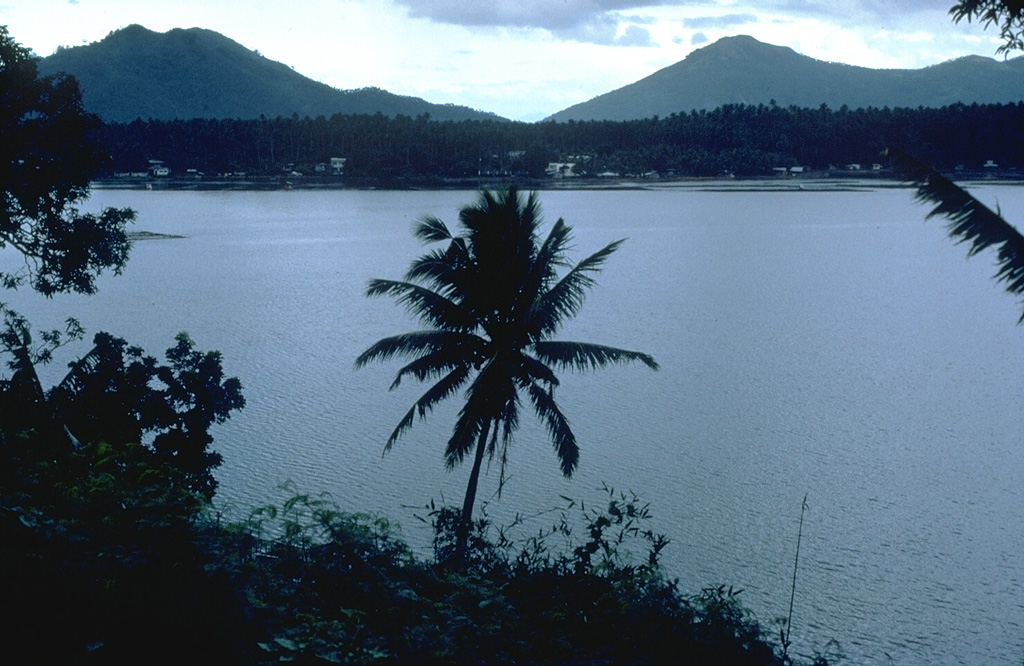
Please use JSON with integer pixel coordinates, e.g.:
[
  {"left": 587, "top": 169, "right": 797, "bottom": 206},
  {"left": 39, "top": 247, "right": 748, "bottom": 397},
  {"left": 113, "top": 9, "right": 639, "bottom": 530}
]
[{"left": 356, "top": 186, "right": 658, "bottom": 557}]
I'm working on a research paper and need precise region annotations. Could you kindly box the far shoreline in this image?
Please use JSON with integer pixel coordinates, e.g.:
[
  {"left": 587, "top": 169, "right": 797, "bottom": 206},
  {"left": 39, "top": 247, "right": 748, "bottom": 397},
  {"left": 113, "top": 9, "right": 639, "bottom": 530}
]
[{"left": 91, "top": 169, "right": 1024, "bottom": 193}]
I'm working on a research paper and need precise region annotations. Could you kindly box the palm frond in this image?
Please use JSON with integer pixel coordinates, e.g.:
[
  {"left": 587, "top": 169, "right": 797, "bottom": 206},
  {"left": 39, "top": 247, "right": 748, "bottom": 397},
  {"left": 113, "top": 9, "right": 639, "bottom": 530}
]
[
  {"left": 526, "top": 381, "right": 578, "bottom": 477},
  {"left": 530, "top": 239, "right": 625, "bottom": 336},
  {"left": 514, "top": 219, "right": 573, "bottom": 316},
  {"left": 494, "top": 392, "right": 522, "bottom": 497},
  {"left": 535, "top": 218, "right": 574, "bottom": 273},
  {"left": 414, "top": 215, "right": 454, "bottom": 243},
  {"left": 365, "top": 278, "right": 475, "bottom": 330},
  {"left": 445, "top": 360, "right": 518, "bottom": 469},
  {"left": 388, "top": 337, "right": 487, "bottom": 389},
  {"left": 384, "top": 364, "right": 474, "bottom": 453},
  {"left": 446, "top": 400, "right": 488, "bottom": 469},
  {"left": 460, "top": 186, "right": 540, "bottom": 266},
  {"left": 355, "top": 330, "right": 478, "bottom": 368},
  {"left": 512, "top": 188, "right": 542, "bottom": 242},
  {"left": 404, "top": 243, "right": 472, "bottom": 296},
  {"left": 404, "top": 247, "right": 455, "bottom": 280},
  {"left": 458, "top": 189, "right": 500, "bottom": 235},
  {"left": 533, "top": 340, "right": 659, "bottom": 371},
  {"left": 518, "top": 353, "right": 560, "bottom": 388},
  {"left": 887, "top": 147, "right": 1024, "bottom": 321}
]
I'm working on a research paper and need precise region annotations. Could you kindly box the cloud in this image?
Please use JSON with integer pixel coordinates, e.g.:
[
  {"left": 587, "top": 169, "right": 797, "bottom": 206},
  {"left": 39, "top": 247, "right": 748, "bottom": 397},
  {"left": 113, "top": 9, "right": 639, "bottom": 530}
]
[
  {"left": 691, "top": 31, "right": 709, "bottom": 45},
  {"left": 390, "top": 0, "right": 959, "bottom": 49},
  {"left": 393, "top": 0, "right": 677, "bottom": 45},
  {"left": 391, "top": 1, "right": 940, "bottom": 32},
  {"left": 394, "top": 1, "right": 670, "bottom": 30},
  {"left": 616, "top": 25, "right": 655, "bottom": 46},
  {"left": 551, "top": 15, "right": 655, "bottom": 46},
  {"left": 753, "top": 0, "right": 941, "bottom": 23},
  {"left": 681, "top": 13, "right": 757, "bottom": 29}
]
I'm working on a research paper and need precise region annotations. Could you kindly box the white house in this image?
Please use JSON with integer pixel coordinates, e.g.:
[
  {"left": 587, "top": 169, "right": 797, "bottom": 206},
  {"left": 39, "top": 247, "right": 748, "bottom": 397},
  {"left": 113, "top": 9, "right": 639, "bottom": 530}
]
[
  {"left": 147, "top": 159, "right": 170, "bottom": 177},
  {"left": 545, "top": 162, "right": 576, "bottom": 178}
]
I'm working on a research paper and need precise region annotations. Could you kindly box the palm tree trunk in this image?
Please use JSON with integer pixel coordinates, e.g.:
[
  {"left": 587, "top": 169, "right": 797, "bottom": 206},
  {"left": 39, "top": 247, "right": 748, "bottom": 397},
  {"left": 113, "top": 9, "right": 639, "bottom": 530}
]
[{"left": 454, "top": 419, "right": 491, "bottom": 563}]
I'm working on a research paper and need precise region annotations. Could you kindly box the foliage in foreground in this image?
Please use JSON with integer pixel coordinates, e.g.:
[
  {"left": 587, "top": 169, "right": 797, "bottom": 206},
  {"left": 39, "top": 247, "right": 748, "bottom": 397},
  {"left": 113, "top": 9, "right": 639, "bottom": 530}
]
[
  {"left": 0, "top": 330, "right": 249, "bottom": 662},
  {"left": 1, "top": 24, "right": 133, "bottom": 298},
  {"left": 2, "top": 443, "right": 832, "bottom": 666}
]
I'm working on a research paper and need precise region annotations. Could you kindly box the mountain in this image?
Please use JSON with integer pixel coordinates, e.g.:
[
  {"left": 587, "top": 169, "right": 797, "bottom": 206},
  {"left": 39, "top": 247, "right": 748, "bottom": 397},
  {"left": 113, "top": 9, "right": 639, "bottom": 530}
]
[
  {"left": 547, "top": 35, "right": 1024, "bottom": 122},
  {"left": 36, "top": 25, "right": 504, "bottom": 123}
]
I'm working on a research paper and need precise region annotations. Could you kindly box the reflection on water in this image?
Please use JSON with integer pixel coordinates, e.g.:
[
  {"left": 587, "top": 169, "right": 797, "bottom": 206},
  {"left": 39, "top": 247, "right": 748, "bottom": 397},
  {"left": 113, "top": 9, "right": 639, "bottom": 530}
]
[{"left": 9, "top": 184, "right": 1024, "bottom": 666}]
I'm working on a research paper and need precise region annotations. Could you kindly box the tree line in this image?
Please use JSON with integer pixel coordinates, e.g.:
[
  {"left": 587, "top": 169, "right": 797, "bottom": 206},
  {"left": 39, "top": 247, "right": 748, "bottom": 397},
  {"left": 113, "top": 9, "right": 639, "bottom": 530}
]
[{"left": 94, "top": 100, "right": 1024, "bottom": 182}]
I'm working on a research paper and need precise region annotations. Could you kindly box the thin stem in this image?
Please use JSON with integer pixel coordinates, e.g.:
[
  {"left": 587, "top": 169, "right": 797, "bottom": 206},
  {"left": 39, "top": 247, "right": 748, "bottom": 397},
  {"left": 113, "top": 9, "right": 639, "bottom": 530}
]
[{"left": 783, "top": 493, "right": 809, "bottom": 663}]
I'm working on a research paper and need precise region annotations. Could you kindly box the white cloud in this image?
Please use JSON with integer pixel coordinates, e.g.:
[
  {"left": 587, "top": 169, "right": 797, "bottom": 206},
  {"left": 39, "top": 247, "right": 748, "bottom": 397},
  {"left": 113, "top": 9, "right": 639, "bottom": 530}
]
[
  {"left": 393, "top": 0, "right": 687, "bottom": 45},
  {"left": 617, "top": 25, "right": 655, "bottom": 46},
  {"left": 394, "top": 0, "right": 686, "bottom": 30},
  {"left": 681, "top": 13, "right": 757, "bottom": 29},
  {"left": 555, "top": 16, "right": 655, "bottom": 46},
  {"left": 392, "top": 1, "right": 945, "bottom": 34}
]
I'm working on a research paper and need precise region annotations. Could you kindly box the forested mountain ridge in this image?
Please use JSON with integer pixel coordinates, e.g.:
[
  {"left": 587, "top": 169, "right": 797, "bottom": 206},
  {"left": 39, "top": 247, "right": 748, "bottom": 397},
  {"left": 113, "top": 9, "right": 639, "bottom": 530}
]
[
  {"left": 36, "top": 24, "right": 503, "bottom": 123},
  {"left": 548, "top": 35, "right": 1024, "bottom": 122}
]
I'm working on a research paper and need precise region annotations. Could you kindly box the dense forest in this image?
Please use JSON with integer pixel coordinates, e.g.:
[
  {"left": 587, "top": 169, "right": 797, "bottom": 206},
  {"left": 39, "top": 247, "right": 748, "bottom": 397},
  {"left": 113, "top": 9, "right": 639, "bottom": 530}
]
[{"left": 95, "top": 101, "right": 1024, "bottom": 182}]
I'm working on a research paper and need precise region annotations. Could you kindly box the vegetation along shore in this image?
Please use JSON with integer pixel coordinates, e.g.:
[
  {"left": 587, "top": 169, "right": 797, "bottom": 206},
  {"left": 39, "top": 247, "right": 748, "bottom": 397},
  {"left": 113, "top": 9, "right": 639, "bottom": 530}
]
[{"left": 90, "top": 101, "right": 1024, "bottom": 187}]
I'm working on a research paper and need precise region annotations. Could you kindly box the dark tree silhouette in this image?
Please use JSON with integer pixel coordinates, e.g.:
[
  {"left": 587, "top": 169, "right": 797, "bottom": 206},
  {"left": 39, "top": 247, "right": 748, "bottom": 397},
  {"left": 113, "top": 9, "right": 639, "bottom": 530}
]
[
  {"left": 0, "top": 25, "right": 133, "bottom": 297},
  {"left": 950, "top": 0, "right": 1024, "bottom": 54},
  {"left": 357, "top": 186, "right": 657, "bottom": 560},
  {"left": 0, "top": 27, "right": 243, "bottom": 502}
]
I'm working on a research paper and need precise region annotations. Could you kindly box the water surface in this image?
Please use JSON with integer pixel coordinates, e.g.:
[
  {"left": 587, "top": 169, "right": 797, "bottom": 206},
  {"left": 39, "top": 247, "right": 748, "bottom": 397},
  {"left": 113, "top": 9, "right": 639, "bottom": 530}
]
[{"left": 12, "top": 184, "right": 1024, "bottom": 665}]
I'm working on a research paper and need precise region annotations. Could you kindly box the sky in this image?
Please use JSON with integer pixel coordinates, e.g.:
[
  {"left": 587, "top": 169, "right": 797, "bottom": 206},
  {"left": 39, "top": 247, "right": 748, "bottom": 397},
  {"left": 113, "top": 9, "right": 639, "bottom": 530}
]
[{"left": 0, "top": 1, "right": 1011, "bottom": 121}]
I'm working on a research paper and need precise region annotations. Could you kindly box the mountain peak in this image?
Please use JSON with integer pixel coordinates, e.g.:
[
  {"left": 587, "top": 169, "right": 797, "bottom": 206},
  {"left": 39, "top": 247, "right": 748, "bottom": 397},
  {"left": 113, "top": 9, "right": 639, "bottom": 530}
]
[
  {"left": 38, "top": 25, "right": 503, "bottom": 123},
  {"left": 99, "top": 24, "right": 224, "bottom": 43},
  {"left": 107, "top": 23, "right": 153, "bottom": 37},
  {"left": 688, "top": 35, "right": 801, "bottom": 62},
  {"left": 547, "top": 35, "right": 1023, "bottom": 121}
]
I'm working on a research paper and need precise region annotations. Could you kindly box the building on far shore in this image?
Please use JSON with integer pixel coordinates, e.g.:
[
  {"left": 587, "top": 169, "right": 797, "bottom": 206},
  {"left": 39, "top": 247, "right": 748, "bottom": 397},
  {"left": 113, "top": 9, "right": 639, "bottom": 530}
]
[
  {"left": 545, "top": 162, "right": 576, "bottom": 178},
  {"left": 148, "top": 159, "right": 170, "bottom": 177}
]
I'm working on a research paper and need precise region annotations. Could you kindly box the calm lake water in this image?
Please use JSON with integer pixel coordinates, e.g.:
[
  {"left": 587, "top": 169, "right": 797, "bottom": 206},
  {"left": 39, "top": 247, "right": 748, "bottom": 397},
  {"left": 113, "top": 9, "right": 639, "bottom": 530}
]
[{"left": 11, "top": 183, "right": 1024, "bottom": 665}]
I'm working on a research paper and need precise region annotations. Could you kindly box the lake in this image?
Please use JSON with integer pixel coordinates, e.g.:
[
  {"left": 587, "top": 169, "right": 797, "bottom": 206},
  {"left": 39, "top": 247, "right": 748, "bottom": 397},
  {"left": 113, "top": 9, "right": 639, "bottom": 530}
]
[{"left": 10, "top": 183, "right": 1024, "bottom": 665}]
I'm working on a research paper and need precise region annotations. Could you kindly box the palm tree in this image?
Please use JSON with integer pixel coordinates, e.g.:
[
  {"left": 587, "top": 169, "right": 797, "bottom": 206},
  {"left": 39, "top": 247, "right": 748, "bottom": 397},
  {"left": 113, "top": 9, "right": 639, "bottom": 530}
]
[{"left": 356, "top": 186, "right": 658, "bottom": 560}]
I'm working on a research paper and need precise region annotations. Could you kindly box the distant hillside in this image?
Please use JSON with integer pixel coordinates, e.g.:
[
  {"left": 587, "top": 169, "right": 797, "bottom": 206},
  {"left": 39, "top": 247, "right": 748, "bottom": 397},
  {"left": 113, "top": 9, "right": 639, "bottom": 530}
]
[
  {"left": 547, "top": 35, "right": 1024, "bottom": 122},
  {"left": 37, "top": 25, "right": 504, "bottom": 123}
]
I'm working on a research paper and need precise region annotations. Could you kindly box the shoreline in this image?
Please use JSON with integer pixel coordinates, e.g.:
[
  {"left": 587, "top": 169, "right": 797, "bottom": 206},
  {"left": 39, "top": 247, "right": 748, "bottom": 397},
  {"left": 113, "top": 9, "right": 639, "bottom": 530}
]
[{"left": 92, "top": 170, "right": 1024, "bottom": 193}]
